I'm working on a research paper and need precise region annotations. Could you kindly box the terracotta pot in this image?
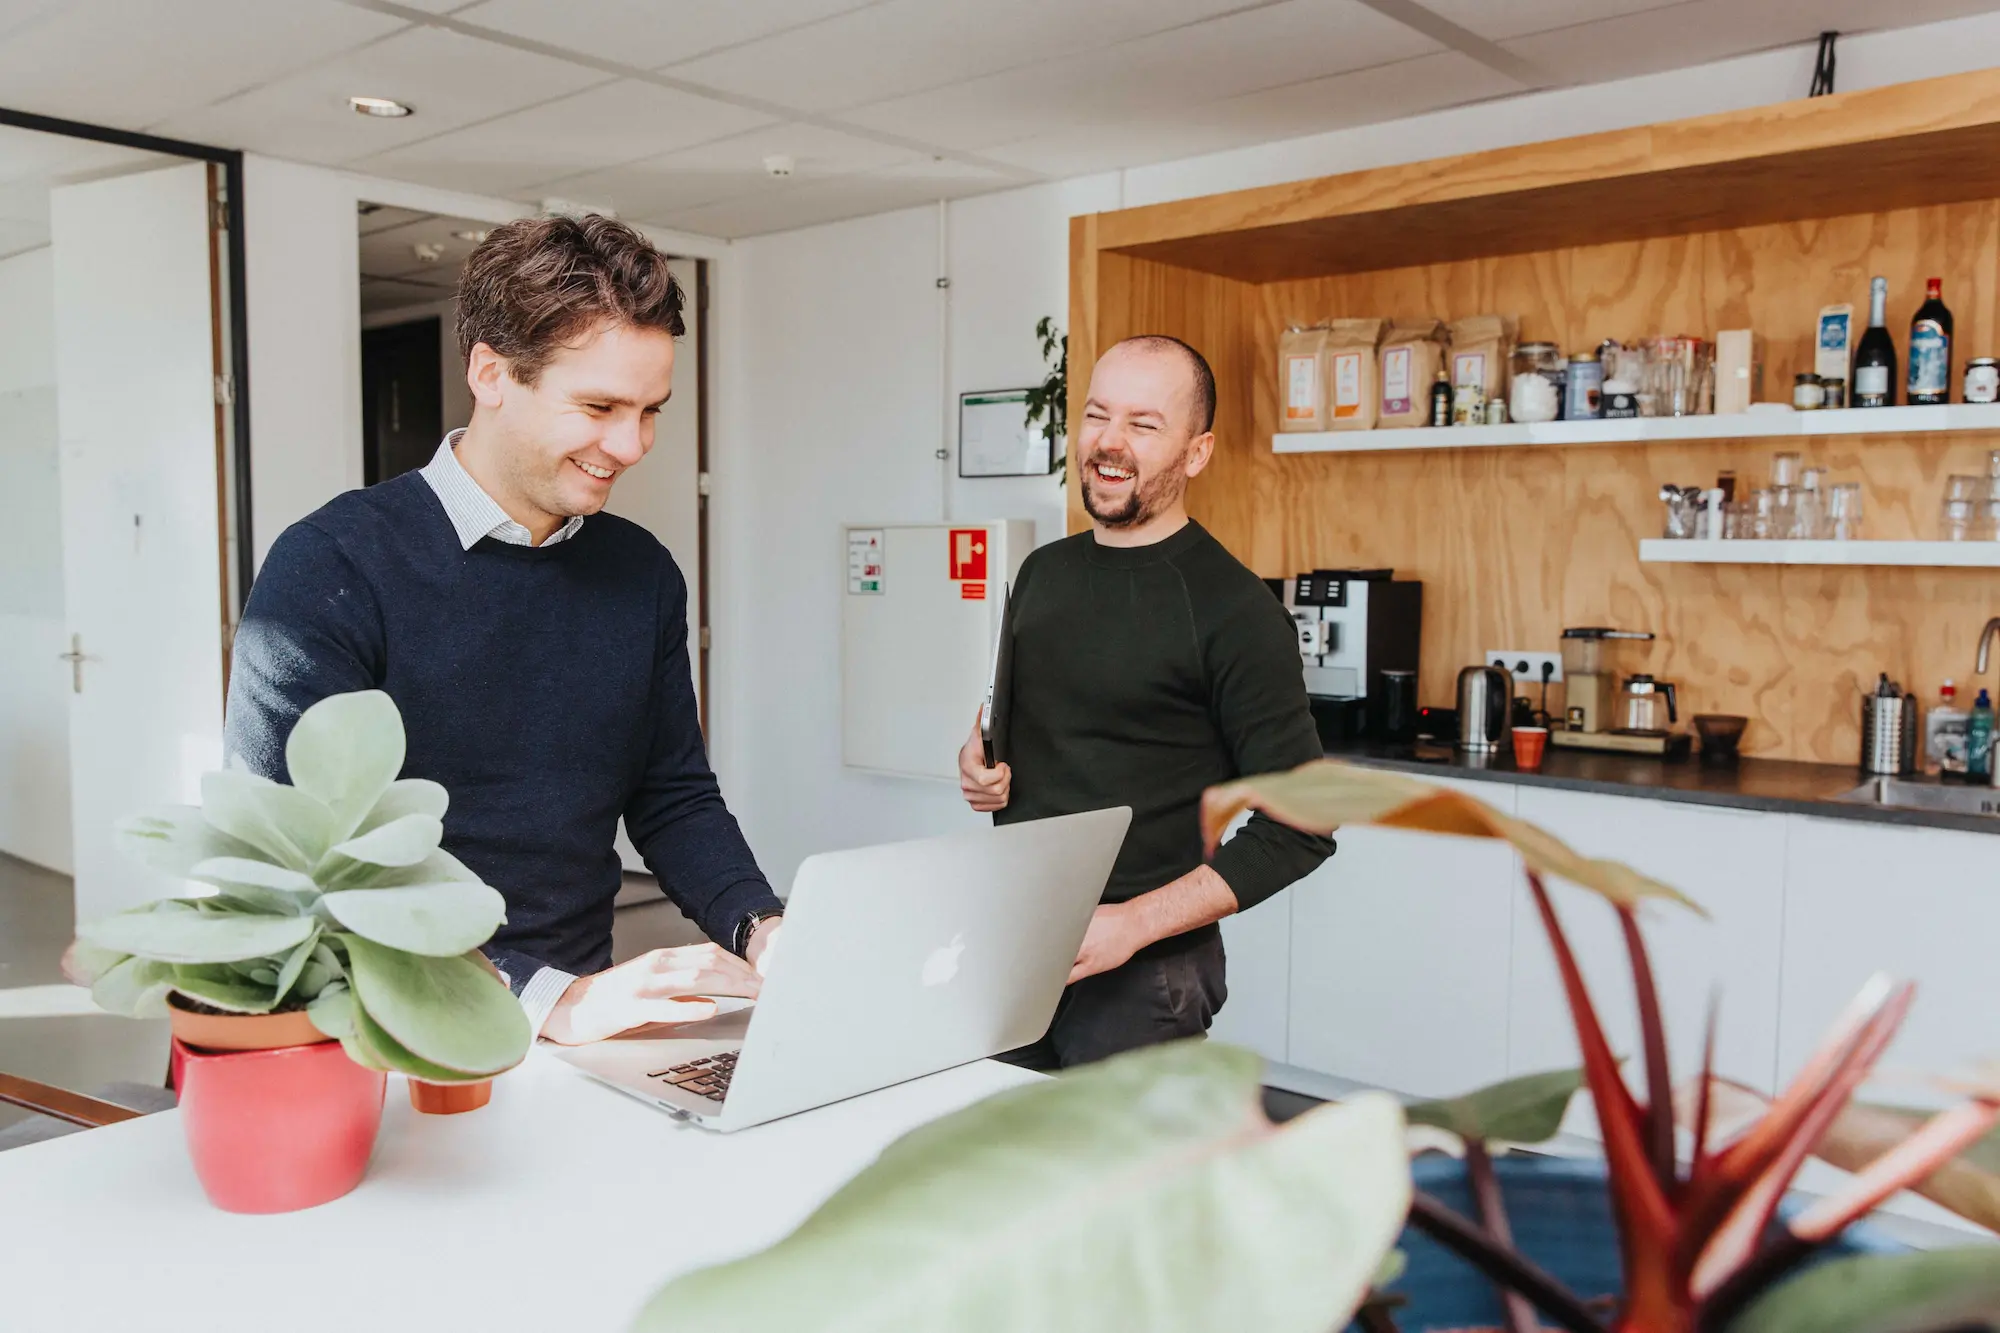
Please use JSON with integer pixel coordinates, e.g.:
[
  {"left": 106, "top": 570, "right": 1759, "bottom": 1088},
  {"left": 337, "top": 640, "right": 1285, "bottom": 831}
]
[
  {"left": 409, "top": 1077, "right": 494, "bottom": 1115},
  {"left": 167, "top": 993, "right": 326, "bottom": 1052},
  {"left": 174, "top": 1036, "right": 386, "bottom": 1213}
]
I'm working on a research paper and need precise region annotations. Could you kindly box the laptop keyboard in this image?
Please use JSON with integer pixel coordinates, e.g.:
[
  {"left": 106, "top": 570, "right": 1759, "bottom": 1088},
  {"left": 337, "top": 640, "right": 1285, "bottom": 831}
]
[{"left": 646, "top": 1051, "right": 737, "bottom": 1103}]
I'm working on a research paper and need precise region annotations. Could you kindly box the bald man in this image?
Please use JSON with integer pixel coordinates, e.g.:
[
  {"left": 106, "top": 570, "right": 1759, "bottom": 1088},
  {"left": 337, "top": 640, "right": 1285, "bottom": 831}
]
[{"left": 958, "top": 335, "right": 1334, "bottom": 1069}]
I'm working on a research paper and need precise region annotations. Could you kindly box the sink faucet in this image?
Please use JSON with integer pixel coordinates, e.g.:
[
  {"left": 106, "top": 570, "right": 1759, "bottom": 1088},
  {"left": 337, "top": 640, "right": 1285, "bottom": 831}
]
[{"left": 1968, "top": 616, "right": 2000, "bottom": 676}]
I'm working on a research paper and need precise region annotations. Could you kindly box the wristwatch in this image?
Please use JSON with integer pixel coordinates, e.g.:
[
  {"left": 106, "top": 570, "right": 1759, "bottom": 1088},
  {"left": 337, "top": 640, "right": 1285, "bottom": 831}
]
[{"left": 734, "top": 908, "right": 784, "bottom": 955}]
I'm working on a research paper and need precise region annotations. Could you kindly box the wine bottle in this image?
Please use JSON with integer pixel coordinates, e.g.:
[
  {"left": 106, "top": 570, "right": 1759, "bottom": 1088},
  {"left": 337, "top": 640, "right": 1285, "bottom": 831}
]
[
  {"left": 1852, "top": 276, "right": 1896, "bottom": 408},
  {"left": 1907, "top": 276, "right": 1953, "bottom": 405}
]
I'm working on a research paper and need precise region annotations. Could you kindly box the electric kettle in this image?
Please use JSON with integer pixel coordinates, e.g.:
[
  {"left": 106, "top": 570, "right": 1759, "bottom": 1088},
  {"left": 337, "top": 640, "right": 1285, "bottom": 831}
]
[
  {"left": 1618, "top": 675, "right": 1678, "bottom": 733},
  {"left": 1455, "top": 664, "right": 1509, "bottom": 752}
]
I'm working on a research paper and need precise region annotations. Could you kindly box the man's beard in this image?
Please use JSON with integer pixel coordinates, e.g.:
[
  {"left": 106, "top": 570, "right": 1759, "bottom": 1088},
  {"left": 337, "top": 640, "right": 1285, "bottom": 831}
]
[{"left": 1081, "top": 445, "right": 1188, "bottom": 528}]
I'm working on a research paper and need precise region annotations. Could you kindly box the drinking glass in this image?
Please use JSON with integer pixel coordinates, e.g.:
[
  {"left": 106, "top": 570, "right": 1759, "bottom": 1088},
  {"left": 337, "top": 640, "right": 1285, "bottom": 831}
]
[
  {"left": 1723, "top": 500, "right": 1751, "bottom": 539},
  {"left": 1828, "top": 483, "right": 1863, "bottom": 540},
  {"left": 1941, "top": 497, "right": 1977, "bottom": 541},
  {"left": 1796, "top": 467, "right": 1829, "bottom": 539},
  {"left": 1770, "top": 452, "right": 1802, "bottom": 488},
  {"left": 1945, "top": 474, "right": 1982, "bottom": 503},
  {"left": 1988, "top": 449, "right": 2000, "bottom": 482},
  {"left": 1749, "top": 487, "right": 1776, "bottom": 539}
]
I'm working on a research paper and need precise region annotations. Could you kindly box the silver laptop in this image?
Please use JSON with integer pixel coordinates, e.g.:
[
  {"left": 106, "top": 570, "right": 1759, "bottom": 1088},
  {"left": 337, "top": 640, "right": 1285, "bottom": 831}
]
[{"left": 552, "top": 807, "right": 1131, "bottom": 1131}]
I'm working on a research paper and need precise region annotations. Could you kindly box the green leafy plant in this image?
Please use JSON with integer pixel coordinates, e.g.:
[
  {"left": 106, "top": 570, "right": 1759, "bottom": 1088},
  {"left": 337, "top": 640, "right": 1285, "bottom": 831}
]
[
  {"left": 1204, "top": 761, "right": 2000, "bottom": 1333},
  {"left": 633, "top": 1041, "right": 1412, "bottom": 1333},
  {"left": 1022, "top": 315, "right": 1067, "bottom": 484},
  {"left": 72, "top": 690, "right": 529, "bottom": 1084}
]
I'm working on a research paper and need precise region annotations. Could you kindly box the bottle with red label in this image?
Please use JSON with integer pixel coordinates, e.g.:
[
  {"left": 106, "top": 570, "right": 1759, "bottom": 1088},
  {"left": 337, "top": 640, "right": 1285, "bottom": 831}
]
[{"left": 1907, "top": 276, "right": 1954, "bottom": 405}]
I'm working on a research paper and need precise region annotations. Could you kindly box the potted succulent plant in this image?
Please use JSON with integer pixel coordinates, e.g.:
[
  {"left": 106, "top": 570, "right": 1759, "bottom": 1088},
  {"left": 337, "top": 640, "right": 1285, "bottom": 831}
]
[{"left": 70, "top": 690, "right": 531, "bottom": 1213}]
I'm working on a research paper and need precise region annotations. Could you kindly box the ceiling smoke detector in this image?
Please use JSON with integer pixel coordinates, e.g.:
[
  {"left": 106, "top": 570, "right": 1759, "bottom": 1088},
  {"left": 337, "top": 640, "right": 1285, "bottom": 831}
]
[
  {"left": 763, "top": 154, "right": 795, "bottom": 178},
  {"left": 349, "top": 95, "right": 413, "bottom": 118},
  {"left": 412, "top": 242, "right": 445, "bottom": 263},
  {"left": 452, "top": 229, "right": 489, "bottom": 244}
]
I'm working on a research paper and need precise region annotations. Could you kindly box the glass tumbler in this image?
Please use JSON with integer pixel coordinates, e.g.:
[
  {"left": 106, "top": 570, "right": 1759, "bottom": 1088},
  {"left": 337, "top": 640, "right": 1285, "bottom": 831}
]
[
  {"left": 1770, "top": 452, "right": 1802, "bottom": 488},
  {"left": 1748, "top": 487, "right": 1776, "bottom": 540},
  {"left": 1828, "top": 483, "right": 1863, "bottom": 540}
]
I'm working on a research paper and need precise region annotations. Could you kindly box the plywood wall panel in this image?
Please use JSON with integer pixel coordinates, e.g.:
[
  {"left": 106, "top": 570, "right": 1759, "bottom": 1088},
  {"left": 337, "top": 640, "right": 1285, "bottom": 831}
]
[{"left": 1074, "top": 202, "right": 2000, "bottom": 762}]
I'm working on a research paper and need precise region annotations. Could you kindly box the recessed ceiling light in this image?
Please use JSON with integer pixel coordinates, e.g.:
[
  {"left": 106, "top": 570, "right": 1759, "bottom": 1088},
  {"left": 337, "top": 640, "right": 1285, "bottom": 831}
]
[
  {"left": 452, "top": 229, "right": 489, "bottom": 244},
  {"left": 349, "top": 96, "right": 412, "bottom": 118}
]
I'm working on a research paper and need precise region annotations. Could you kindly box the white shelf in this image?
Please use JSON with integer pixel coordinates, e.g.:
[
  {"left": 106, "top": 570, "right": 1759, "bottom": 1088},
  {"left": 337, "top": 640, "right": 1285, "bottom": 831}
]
[
  {"left": 1640, "top": 539, "right": 2000, "bottom": 567},
  {"left": 1273, "top": 403, "right": 2000, "bottom": 455}
]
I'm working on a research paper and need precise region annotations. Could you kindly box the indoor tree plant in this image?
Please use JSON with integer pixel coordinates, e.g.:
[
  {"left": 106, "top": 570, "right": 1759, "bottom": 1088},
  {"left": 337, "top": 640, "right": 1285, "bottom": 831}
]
[
  {"left": 626, "top": 762, "right": 1997, "bottom": 1333},
  {"left": 1022, "top": 315, "right": 1067, "bottom": 483},
  {"left": 71, "top": 689, "right": 531, "bottom": 1212}
]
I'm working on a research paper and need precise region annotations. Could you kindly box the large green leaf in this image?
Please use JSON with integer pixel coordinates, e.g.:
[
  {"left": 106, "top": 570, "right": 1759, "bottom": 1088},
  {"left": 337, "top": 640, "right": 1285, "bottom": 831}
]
[
  {"left": 186, "top": 856, "right": 319, "bottom": 915},
  {"left": 342, "top": 935, "right": 528, "bottom": 1076},
  {"left": 90, "top": 956, "right": 174, "bottom": 1018},
  {"left": 78, "top": 901, "right": 316, "bottom": 964},
  {"left": 283, "top": 689, "right": 406, "bottom": 842},
  {"left": 317, "top": 844, "right": 479, "bottom": 892},
  {"left": 199, "top": 770, "right": 337, "bottom": 873},
  {"left": 115, "top": 807, "right": 263, "bottom": 879},
  {"left": 307, "top": 982, "right": 356, "bottom": 1040},
  {"left": 271, "top": 926, "right": 323, "bottom": 1004},
  {"left": 320, "top": 881, "right": 506, "bottom": 957},
  {"left": 321, "top": 813, "right": 443, "bottom": 871},
  {"left": 66, "top": 939, "right": 129, "bottom": 985},
  {"left": 1406, "top": 1067, "right": 1584, "bottom": 1146},
  {"left": 344, "top": 989, "right": 498, "bottom": 1083},
  {"left": 633, "top": 1042, "right": 1412, "bottom": 1333},
  {"left": 356, "top": 778, "right": 448, "bottom": 836},
  {"left": 1201, "top": 761, "right": 1701, "bottom": 913},
  {"left": 168, "top": 963, "right": 282, "bottom": 1014},
  {"left": 1725, "top": 1248, "right": 2000, "bottom": 1333}
]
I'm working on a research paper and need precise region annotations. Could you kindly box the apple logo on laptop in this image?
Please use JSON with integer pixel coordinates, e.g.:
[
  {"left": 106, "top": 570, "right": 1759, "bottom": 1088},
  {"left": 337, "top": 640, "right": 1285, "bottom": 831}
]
[{"left": 922, "top": 933, "right": 965, "bottom": 988}]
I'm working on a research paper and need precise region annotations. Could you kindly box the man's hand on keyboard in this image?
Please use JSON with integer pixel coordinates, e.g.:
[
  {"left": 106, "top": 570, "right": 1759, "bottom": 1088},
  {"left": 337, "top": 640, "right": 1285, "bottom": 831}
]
[{"left": 541, "top": 944, "right": 763, "bottom": 1046}]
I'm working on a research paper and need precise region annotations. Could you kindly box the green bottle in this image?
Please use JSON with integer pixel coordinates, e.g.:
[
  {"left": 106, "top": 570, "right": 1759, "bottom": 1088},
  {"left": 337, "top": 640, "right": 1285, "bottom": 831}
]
[{"left": 1969, "top": 688, "right": 1994, "bottom": 779}]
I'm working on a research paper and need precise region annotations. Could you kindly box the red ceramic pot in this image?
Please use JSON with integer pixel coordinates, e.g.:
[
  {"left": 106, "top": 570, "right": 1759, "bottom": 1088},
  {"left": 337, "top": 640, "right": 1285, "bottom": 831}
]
[{"left": 174, "top": 1037, "right": 387, "bottom": 1214}]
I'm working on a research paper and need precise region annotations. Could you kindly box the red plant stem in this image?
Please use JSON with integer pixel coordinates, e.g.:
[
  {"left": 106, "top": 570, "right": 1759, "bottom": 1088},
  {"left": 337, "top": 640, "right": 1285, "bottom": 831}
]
[
  {"left": 1618, "top": 907, "right": 1677, "bottom": 1193},
  {"left": 1465, "top": 1140, "right": 1538, "bottom": 1333},
  {"left": 1695, "top": 1228, "right": 1816, "bottom": 1332},
  {"left": 1690, "top": 998, "right": 1719, "bottom": 1175},
  {"left": 1525, "top": 873, "right": 1678, "bottom": 1319},
  {"left": 1407, "top": 1191, "right": 1610, "bottom": 1333}
]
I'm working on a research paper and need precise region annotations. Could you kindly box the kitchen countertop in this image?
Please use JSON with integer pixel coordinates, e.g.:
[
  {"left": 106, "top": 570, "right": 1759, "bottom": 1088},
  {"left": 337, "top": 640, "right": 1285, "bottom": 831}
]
[{"left": 1322, "top": 738, "right": 2000, "bottom": 836}]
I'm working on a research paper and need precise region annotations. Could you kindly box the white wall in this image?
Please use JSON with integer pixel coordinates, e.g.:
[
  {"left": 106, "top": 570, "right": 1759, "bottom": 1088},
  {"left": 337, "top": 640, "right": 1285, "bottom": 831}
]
[
  {"left": 708, "top": 12, "right": 2000, "bottom": 892},
  {"left": 0, "top": 245, "right": 72, "bottom": 872}
]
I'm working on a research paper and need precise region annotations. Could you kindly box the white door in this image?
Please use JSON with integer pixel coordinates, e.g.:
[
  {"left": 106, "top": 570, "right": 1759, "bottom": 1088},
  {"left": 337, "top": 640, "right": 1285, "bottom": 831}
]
[
  {"left": 608, "top": 256, "right": 702, "bottom": 873},
  {"left": 54, "top": 161, "right": 227, "bottom": 924}
]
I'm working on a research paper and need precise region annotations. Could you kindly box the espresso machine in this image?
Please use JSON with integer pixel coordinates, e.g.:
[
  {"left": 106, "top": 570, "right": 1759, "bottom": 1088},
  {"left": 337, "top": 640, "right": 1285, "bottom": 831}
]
[{"left": 1277, "top": 569, "right": 1423, "bottom": 743}]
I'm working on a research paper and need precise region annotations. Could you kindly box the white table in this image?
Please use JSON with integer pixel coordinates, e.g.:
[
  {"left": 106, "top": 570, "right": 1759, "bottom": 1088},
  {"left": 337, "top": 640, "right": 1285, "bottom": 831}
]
[{"left": 0, "top": 1049, "right": 1039, "bottom": 1331}]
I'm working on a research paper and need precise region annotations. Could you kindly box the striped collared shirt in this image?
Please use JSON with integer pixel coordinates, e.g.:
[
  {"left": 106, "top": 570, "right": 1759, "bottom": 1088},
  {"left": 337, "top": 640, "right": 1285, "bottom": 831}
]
[
  {"left": 418, "top": 430, "right": 585, "bottom": 550},
  {"left": 416, "top": 429, "right": 582, "bottom": 1033}
]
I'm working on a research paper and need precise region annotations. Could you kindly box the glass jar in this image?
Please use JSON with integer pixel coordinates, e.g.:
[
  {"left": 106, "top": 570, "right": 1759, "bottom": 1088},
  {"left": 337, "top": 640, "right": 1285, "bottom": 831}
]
[
  {"left": 1565, "top": 352, "right": 1604, "bottom": 421},
  {"left": 1968, "top": 358, "right": 2000, "bottom": 404},
  {"left": 1509, "top": 343, "right": 1564, "bottom": 423},
  {"left": 1792, "top": 373, "right": 1825, "bottom": 410}
]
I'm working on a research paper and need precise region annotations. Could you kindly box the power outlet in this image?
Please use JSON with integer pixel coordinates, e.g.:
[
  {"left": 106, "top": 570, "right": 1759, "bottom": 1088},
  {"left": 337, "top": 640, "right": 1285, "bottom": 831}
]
[{"left": 1487, "top": 650, "right": 1563, "bottom": 685}]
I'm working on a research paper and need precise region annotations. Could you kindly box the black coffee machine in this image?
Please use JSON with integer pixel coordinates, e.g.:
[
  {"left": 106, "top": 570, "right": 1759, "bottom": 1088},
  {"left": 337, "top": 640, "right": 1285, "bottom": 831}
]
[{"left": 1268, "top": 569, "right": 1423, "bottom": 744}]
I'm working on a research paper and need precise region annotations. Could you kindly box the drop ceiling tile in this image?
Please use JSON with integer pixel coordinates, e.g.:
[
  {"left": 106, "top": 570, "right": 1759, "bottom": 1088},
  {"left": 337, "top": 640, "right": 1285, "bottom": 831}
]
[
  {"left": 0, "top": 125, "right": 168, "bottom": 191},
  {"left": 152, "top": 25, "right": 610, "bottom": 165},
  {"left": 1499, "top": 0, "right": 2000, "bottom": 87},
  {"left": 356, "top": 203, "right": 436, "bottom": 236},
  {"left": 454, "top": 0, "right": 885, "bottom": 69},
  {"left": 549, "top": 121, "right": 913, "bottom": 220},
  {"left": 842, "top": 0, "right": 1438, "bottom": 153},
  {"left": 652, "top": 170, "right": 1001, "bottom": 238},
  {"left": 0, "top": 0, "right": 404, "bottom": 131},
  {"left": 352, "top": 79, "right": 776, "bottom": 198},
  {"left": 1413, "top": 0, "right": 1686, "bottom": 42},
  {"left": 357, "top": 212, "right": 487, "bottom": 278},
  {"left": 663, "top": 0, "right": 1273, "bottom": 113}
]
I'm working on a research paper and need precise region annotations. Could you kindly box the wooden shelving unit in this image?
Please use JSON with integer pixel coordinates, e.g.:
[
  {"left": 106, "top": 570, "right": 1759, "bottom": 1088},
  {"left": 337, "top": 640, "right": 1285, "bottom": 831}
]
[
  {"left": 1640, "top": 539, "right": 2000, "bottom": 568},
  {"left": 1066, "top": 67, "right": 2000, "bottom": 763},
  {"left": 1273, "top": 404, "right": 2000, "bottom": 455}
]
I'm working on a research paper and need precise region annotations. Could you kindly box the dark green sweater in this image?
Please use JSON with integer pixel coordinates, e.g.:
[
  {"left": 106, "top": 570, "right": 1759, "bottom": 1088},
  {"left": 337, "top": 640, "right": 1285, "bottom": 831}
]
[{"left": 995, "top": 520, "right": 1334, "bottom": 911}]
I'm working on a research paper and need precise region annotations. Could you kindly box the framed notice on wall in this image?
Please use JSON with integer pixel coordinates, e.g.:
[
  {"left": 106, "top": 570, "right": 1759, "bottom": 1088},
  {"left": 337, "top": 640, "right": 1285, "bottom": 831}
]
[{"left": 958, "top": 388, "right": 1052, "bottom": 478}]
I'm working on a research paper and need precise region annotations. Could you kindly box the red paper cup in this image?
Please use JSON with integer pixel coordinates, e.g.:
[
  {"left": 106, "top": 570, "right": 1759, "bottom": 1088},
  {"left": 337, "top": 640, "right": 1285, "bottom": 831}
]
[{"left": 1512, "top": 726, "right": 1549, "bottom": 771}]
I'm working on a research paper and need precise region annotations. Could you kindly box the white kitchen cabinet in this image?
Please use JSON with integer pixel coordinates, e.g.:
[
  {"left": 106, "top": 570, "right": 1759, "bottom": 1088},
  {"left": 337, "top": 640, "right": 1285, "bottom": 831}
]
[
  {"left": 1506, "top": 788, "right": 1788, "bottom": 1096},
  {"left": 1210, "top": 893, "right": 1290, "bottom": 1064},
  {"left": 1286, "top": 777, "right": 1519, "bottom": 1098},
  {"left": 1777, "top": 814, "right": 2000, "bottom": 1096}
]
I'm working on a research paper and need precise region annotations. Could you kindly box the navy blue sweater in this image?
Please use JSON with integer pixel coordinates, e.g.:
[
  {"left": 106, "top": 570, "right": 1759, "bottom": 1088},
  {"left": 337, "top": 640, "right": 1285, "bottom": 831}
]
[{"left": 224, "top": 474, "right": 780, "bottom": 990}]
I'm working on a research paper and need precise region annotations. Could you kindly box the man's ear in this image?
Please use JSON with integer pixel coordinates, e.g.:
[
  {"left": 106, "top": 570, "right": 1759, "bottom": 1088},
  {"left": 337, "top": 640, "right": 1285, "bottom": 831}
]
[
  {"left": 1183, "top": 431, "right": 1216, "bottom": 479},
  {"left": 467, "top": 342, "right": 509, "bottom": 410}
]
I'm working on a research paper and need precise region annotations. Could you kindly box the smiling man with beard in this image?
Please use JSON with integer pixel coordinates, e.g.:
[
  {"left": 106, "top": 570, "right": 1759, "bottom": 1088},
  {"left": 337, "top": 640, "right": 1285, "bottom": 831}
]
[{"left": 957, "top": 335, "right": 1334, "bottom": 1069}]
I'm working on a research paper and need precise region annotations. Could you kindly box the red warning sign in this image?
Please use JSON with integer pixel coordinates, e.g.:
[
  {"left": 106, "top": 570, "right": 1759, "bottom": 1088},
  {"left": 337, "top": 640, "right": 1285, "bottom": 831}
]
[
  {"left": 961, "top": 582, "right": 986, "bottom": 600},
  {"left": 948, "top": 528, "right": 987, "bottom": 582}
]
